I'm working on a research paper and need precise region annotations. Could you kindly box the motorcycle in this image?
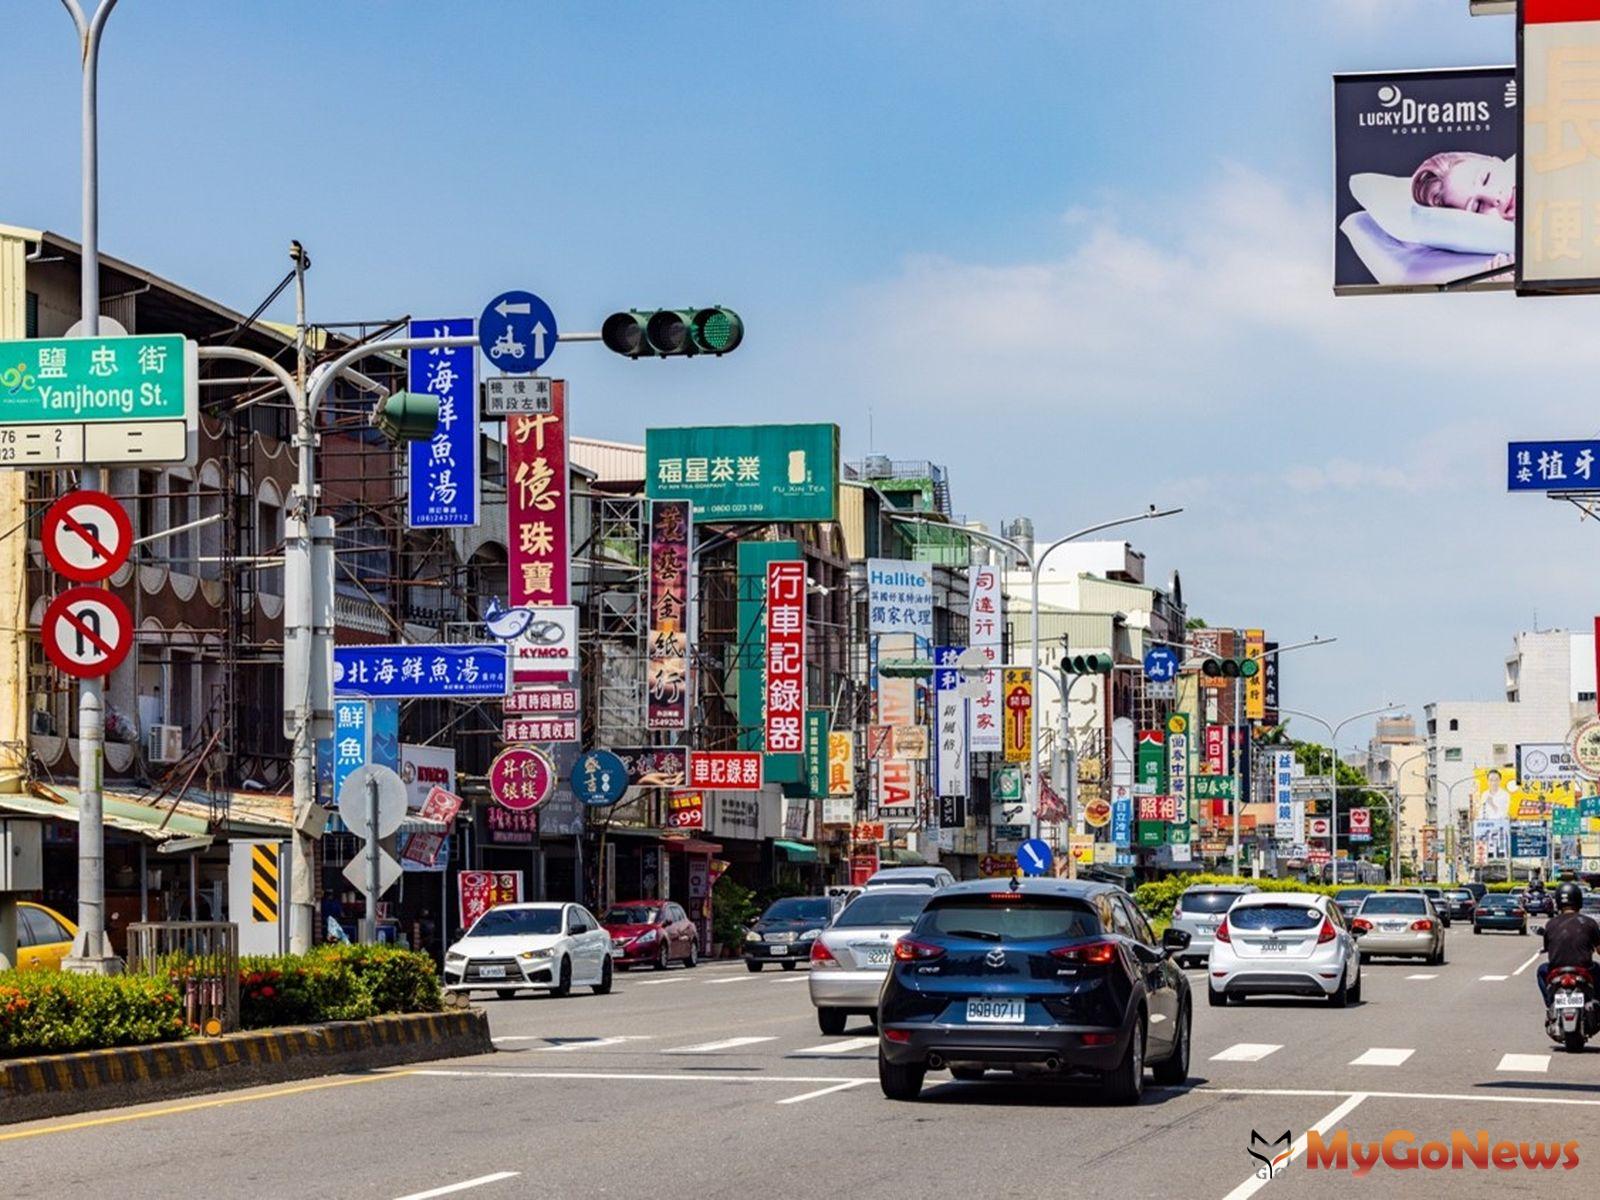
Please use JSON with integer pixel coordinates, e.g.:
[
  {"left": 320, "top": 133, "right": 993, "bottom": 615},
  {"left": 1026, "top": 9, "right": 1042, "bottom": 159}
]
[{"left": 1545, "top": 965, "right": 1600, "bottom": 1053}]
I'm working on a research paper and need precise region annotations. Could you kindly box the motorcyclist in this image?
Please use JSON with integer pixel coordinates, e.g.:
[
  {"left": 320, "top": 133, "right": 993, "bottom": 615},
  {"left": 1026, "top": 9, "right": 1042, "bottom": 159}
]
[{"left": 1537, "top": 882, "right": 1600, "bottom": 1004}]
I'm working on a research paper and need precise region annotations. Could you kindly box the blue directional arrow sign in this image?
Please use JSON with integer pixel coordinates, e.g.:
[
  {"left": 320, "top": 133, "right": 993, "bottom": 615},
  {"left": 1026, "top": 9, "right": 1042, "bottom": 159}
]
[
  {"left": 1017, "top": 837, "right": 1054, "bottom": 877},
  {"left": 1143, "top": 646, "right": 1178, "bottom": 683},
  {"left": 479, "top": 290, "right": 558, "bottom": 374}
]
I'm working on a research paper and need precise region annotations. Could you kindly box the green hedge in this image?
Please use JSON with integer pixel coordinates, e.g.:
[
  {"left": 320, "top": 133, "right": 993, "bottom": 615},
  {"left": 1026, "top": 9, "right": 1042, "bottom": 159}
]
[
  {"left": 0, "top": 970, "right": 187, "bottom": 1059},
  {"left": 1133, "top": 874, "right": 1341, "bottom": 922},
  {"left": 239, "top": 945, "right": 440, "bottom": 1029}
]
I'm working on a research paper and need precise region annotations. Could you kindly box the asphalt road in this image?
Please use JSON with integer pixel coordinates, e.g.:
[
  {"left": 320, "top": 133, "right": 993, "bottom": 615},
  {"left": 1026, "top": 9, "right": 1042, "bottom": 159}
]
[{"left": 6, "top": 926, "right": 1596, "bottom": 1199}]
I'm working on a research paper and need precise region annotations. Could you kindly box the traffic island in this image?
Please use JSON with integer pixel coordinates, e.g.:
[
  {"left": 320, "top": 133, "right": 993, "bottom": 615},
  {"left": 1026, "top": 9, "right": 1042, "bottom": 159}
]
[{"left": 0, "top": 1008, "right": 493, "bottom": 1126}]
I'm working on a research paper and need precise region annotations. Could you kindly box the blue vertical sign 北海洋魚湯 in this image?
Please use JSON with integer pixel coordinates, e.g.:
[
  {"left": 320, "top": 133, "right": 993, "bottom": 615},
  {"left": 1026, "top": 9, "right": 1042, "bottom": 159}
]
[{"left": 407, "top": 318, "right": 477, "bottom": 529}]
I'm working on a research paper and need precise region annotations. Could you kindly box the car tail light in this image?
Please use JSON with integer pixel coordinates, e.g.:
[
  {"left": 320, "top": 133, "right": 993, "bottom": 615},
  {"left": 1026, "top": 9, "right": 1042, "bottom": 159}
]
[
  {"left": 883, "top": 1028, "right": 912, "bottom": 1044},
  {"left": 1513, "top": 909, "right": 1525, "bottom": 917},
  {"left": 1410, "top": 919, "right": 1433, "bottom": 932},
  {"left": 810, "top": 938, "right": 838, "bottom": 966},
  {"left": 1080, "top": 1032, "right": 1117, "bottom": 1046},
  {"left": 1556, "top": 973, "right": 1582, "bottom": 988},
  {"left": 1317, "top": 918, "right": 1338, "bottom": 944},
  {"left": 1049, "top": 940, "right": 1118, "bottom": 965},
  {"left": 893, "top": 938, "right": 946, "bottom": 962},
  {"left": 1214, "top": 919, "right": 1231, "bottom": 944},
  {"left": 1351, "top": 918, "right": 1372, "bottom": 933}
]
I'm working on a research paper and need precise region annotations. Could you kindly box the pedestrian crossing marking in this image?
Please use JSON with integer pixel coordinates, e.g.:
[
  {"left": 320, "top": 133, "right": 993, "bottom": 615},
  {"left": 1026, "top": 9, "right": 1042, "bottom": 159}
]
[
  {"left": 1479, "top": 974, "right": 1509, "bottom": 982},
  {"left": 249, "top": 843, "right": 279, "bottom": 924},
  {"left": 1404, "top": 973, "right": 1437, "bottom": 980},
  {"left": 790, "top": 1037, "right": 877, "bottom": 1056},
  {"left": 663, "top": 1036, "right": 775, "bottom": 1054},
  {"left": 1497, "top": 1053, "right": 1550, "bottom": 1073},
  {"left": 1349, "top": 1047, "right": 1413, "bottom": 1067},
  {"left": 1210, "top": 1043, "right": 1282, "bottom": 1062}
]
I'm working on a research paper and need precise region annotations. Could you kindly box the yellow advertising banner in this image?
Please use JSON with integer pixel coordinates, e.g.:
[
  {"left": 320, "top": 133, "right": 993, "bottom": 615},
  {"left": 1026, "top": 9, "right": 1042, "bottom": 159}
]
[
  {"left": 827, "top": 731, "right": 854, "bottom": 796},
  {"left": 1244, "top": 629, "right": 1265, "bottom": 721},
  {"left": 1002, "top": 668, "right": 1033, "bottom": 764}
]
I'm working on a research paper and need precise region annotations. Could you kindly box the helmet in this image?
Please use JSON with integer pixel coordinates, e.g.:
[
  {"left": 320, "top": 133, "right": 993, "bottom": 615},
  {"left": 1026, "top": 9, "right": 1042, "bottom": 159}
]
[{"left": 1556, "top": 881, "right": 1584, "bottom": 911}]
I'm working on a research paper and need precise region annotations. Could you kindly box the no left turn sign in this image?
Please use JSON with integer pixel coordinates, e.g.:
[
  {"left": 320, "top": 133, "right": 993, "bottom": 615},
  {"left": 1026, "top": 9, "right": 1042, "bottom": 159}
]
[
  {"left": 42, "top": 490, "right": 132, "bottom": 583},
  {"left": 42, "top": 586, "right": 133, "bottom": 679}
]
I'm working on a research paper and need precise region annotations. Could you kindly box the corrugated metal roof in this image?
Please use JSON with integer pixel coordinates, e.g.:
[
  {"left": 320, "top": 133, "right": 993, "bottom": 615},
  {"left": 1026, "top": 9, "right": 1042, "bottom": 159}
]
[
  {"left": 4, "top": 782, "right": 294, "bottom": 843},
  {"left": 572, "top": 436, "right": 645, "bottom": 483}
]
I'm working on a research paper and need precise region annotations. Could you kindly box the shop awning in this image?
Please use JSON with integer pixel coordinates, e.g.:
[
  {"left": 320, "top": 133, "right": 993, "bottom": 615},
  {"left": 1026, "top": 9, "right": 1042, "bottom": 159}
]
[
  {"left": 663, "top": 838, "right": 722, "bottom": 855},
  {"left": 774, "top": 839, "right": 819, "bottom": 863},
  {"left": 0, "top": 782, "right": 294, "bottom": 845}
]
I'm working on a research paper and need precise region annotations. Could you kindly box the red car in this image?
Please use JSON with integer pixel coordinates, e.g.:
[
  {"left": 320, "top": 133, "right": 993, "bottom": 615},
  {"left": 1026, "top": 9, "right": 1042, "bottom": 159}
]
[{"left": 601, "top": 900, "right": 700, "bottom": 970}]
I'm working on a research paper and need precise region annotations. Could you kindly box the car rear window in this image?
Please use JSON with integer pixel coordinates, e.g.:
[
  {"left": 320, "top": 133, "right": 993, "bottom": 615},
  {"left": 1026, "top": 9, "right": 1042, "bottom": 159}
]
[
  {"left": 833, "top": 891, "right": 929, "bottom": 929},
  {"left": 919, "top": 896, "right": 1098, "bottom": 942},
  {"left": 1361, "top": 895, "right": 1426, "bottom": 915},
  {"left": 1179, "top": 891, "right": 1239, "bottom": 913},
  {"left": 1228, "top": 904, "right": 1322, "bottom": 931},
  {"left": 1481, "top": 896, "right": 1517, "bottom": 909},
  {"left": 764, "top": 898, "right": 831, "bottom": 922},
  {"left": 605, "top": 906, "right": 659, "bottom": 925}
]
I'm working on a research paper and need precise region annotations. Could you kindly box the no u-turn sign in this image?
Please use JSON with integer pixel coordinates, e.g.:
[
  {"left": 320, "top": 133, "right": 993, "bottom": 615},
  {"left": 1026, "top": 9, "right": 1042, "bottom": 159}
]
[{"left": 42, "top": 586, "right": 133, "bottom": 678}]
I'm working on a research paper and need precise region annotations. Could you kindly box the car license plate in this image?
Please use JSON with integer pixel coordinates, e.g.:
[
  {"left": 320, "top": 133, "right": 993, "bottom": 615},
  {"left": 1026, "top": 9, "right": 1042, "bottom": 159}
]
[
  {"left": 1261, "top": 938, "right": 1286, "bottom": 952},
  {"left": 769, "top": 945, "right": 787, "bottom": 956},
  {"left": 966, "top": 999, "right": 1025, "bottom": 1024},
  {"left": 479, "top": 965, "right": 506, "bottom": 979},
  {"left": 865, "top": 947, "right": 890, "bottom": 966},
  {"left": 1380, "top": 922, "right": 1404, "bottom": 932}
]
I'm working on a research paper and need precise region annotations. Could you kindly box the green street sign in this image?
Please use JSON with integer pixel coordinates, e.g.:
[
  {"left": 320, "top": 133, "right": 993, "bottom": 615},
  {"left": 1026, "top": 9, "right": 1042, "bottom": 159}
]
[
  {"left": 1193, "top": 776, "right": 1235, "bottom": 801},
  {"left": 1137, "top": 821, "right": 1165, "bottom": 847},
  {"left": 646, "top": 423, "right": 839, "bottom": 522},
  {"left": 0, "top": 334, "right": 195, "bottom": 466}
]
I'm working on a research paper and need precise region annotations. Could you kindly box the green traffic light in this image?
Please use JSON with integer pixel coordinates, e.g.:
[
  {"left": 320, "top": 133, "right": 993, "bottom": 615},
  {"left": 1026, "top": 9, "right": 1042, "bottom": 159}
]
[
  {"left": 602, "top": 308, "right": 744, "bottom": 358},
  {"left": 646, "top": 310, "right": 694, "bottom": 356},
  {"left": 601, "top": 311, "right": 650, "bottom": 358},
  {"left": 1239, "top": 658, "right": 1260, "bottom": 678},
  {"left": 692, "top": 307, "right": 744, "bottom": 354}
]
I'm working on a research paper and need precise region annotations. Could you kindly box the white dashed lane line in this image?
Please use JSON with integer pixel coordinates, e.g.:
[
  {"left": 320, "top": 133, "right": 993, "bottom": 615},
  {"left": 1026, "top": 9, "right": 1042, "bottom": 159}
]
[
  {"left": 1348, "top": 1047, "right": 1414, "bottom": 1067},
  {"left": 1513, "top": 950, "right": 1544, "bottom": 976},
  {"left": 1210, "top": 1043, "right": 1282, "bottom": 1063},
  {"left": 1404, "top": 973, "right": 1437, "bottom": 980},
  {"left": 789, "top": 1037, "right": 878, "bottom": 1056},
  {"left": 662, "top": 1036, "right": 776, "bottom": 1054},
  {"left": 1497, "top": 1053, "right": 1551, "bottom": 1073},
  {"left": 1479, "top": 974, "right": 1509, "bottom": 982}
]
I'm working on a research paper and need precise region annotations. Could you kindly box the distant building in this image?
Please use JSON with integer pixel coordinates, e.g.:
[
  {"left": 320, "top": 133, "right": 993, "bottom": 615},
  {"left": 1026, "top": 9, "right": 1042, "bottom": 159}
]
[{"left": 1363, "top": 715, "right": 1427, "bottom": 875}]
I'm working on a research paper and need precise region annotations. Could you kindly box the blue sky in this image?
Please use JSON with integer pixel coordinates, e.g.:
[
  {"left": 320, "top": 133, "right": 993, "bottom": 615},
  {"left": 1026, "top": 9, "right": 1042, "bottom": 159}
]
[{"left": 10, "top": 2, "right": 1595, "bottom": 747}]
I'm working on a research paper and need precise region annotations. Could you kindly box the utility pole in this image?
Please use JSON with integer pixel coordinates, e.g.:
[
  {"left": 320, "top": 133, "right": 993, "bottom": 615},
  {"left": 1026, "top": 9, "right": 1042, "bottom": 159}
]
[{"left": 60, "top": 0, "right": 121, "bottom": 975}]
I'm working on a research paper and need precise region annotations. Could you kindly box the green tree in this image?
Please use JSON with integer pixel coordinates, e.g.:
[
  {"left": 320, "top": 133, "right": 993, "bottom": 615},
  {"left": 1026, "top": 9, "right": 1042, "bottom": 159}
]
[{"left": 1289, "top": 739, "right": 1393, "bottom": 870}]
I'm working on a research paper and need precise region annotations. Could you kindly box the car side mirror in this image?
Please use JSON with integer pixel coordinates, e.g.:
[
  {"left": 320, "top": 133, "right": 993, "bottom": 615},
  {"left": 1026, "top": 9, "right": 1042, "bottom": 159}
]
[
  {"left": 1350, "top": 926, "right": 1366, "bottom": 938},
  {"left": 1161, "top": 928, "right": 1191, "bottom": 956}
]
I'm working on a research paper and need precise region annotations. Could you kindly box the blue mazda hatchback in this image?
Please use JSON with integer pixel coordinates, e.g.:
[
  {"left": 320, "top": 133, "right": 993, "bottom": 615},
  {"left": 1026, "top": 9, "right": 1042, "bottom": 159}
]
[{"left": 877, "top": 878, "right": 1192, "bottom": 1103}]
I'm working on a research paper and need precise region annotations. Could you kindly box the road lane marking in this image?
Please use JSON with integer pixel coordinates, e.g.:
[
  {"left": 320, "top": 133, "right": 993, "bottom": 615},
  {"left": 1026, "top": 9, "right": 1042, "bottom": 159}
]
[
  {"left": 790, "top": 1037, "right": 878, "bottom": 1056},
  {"left": 1220, "top": 1092, "right": 1368, "bottom": 1200},
  {"left": 772, "top": 973, "right": 812, "bottom": 982},
  {"left": 1156, "top": 1085, "right": 1600, "bottom": 1107},
  {"left": 394, "top": 1172, "right": 521, "bottom": 1200},
  {"left": 539, "top": 1036, "right": 651, "bottom": 1052},
  {"left": 0, "top": 1071, "right": 413, "bottom": 1142},
  {"left": 1210, "top": 1043, "right": 1281, "bottom": 1062},
  {"left": 1349, "top": 1047, "right": 1413, "bottom": 1067},
  {"left": 1479, "top": 974, "right": 1509, "bottom": 981},
  {"left": 1498, "top": 1053, "right": 1551, "bottom": 1073},
  {"left": 411, "top": 1068, "right": 867, "bottom": 1085},
  {"left": 663, "top": 1036, "right": 776, "bottom": 1054},
  {"left": 634, "top": 976, "right": 691, "bottom": 986},
  {"left": 1513, "top": 950, "right": 1543, "bottom": 976},
  {"left": 1404, "top": 973, "right": 1437, "bottom": 980},
  {"left": 776, "top": 1079, "right": 869, "bottom": 1105},
  {"left": 707, "top": 976, "right": 759, "bottom": 985}
]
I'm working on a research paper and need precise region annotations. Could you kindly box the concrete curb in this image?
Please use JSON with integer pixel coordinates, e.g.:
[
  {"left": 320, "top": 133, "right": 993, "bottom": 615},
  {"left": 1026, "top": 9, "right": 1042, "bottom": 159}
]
[{"left": 0, "top": 1009, "right": 493, "bottom": 1126}]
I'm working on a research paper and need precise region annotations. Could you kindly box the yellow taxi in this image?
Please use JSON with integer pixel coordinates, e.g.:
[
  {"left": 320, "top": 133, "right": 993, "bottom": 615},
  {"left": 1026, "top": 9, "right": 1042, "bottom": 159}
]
[{"left": 14, "top": 902, "right": 76, "bottom": 970}]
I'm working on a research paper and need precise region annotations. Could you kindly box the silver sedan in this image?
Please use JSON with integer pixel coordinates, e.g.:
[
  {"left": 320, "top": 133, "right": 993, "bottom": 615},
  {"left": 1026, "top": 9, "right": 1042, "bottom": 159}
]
[
  {"left": 1352, "top": 892, "right": 1445, "bottom": 964},
  {"left": 807, "top": 886, "right": 932, "bottom": 1035}
]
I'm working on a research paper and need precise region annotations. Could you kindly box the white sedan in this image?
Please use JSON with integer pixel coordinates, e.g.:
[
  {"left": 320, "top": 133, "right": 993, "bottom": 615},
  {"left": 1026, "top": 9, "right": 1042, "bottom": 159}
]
[
  {"left": 1207, "top": 892, "right": 1362, "bottom": 1007},
  {"left": 444, "top": 902, "right": 614, "bottom": 997}
]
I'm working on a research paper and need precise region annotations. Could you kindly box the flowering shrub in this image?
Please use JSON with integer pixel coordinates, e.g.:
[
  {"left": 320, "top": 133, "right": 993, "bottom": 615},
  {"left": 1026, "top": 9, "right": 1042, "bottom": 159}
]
[
  {"left": 0, "top": 970, "right": 186, "bottom": 1059},
  {"left": 238, "top": 954, "right": 374, "bottom": 1028},
  {"left": 309, "top": 944, "right": 441, "bottom": 1014}
]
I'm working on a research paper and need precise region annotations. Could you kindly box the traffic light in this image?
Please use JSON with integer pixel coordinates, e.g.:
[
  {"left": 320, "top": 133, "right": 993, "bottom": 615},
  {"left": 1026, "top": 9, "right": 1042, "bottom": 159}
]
[
  {"left": 1201, "top": 657, "right": 1259, "bottom": 679},
  {"left": 371, "top": 390, "right": 439, "bottom": 441},
  {"left": 601, "top": 307, "right": 744, "bottom": 358},
  {"left": 1061, "top": 653, "right": 1113, "bottom": 675}
]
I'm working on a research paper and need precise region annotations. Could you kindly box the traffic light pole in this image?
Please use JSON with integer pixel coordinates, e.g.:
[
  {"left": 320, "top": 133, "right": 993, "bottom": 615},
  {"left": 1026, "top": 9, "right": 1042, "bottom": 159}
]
[
  {"left": 60, "top": 0, "right": 120, "bottom": 974},
  {"left": 1279, "top": 704, "right": 1402, "bottom": 885}
]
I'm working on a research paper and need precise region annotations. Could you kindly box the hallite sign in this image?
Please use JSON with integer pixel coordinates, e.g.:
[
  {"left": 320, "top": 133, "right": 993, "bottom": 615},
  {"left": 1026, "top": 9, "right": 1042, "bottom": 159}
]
[{"left": 0, "top": 334, "right": 195, "bottom": 465}]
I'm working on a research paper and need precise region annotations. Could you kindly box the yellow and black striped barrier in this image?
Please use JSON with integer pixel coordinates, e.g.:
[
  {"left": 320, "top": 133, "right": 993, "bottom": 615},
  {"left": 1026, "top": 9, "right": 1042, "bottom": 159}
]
[{"left": 250, "top": 843, "right": 280, "bottom": 924}]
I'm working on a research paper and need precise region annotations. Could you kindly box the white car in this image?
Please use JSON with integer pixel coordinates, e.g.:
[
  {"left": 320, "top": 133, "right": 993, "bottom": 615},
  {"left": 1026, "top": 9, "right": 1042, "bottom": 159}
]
[
  {"left": 1207, "top": 892, "right": 1361, "bottom": 1008},
  {"left": 444, "top": 902, "right": 614, "bottom": 998}
]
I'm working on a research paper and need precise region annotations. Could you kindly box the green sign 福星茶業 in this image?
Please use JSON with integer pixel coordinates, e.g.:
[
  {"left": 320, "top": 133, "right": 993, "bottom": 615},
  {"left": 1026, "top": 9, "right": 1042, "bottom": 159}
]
[{"left": 646, "top": 423, "right": 839, "bottom": 522}]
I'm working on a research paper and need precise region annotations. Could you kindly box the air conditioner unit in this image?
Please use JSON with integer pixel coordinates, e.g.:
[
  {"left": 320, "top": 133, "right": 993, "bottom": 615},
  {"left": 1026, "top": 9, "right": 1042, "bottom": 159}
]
[{"left": 148, "top": 724, "right": 184, "bottom": 764}]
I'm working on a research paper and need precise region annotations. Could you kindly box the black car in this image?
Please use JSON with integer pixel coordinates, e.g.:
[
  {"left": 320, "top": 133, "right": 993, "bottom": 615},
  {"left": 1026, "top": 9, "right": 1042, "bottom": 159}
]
[
  {"left": 1333, "top": 888, "right": 1375, "bottom": 921},
  {"left": 1473, "top": 894, "right": 1527, "bottom": 935},
  {"left": 877, "top": 878, "right": 1191, "bottom": 1105},
  {"left": 743, "top": 896, "right": 836, "bottom": 971},
  {"left": 1441, "top": 889, "right": 1476, "bottom": 921}
]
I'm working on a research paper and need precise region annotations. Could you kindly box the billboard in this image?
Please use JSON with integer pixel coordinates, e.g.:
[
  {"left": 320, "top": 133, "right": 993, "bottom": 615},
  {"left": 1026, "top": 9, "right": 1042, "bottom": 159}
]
[
  {"left": 1244, "top": 629, "right": 1266, "bottom": 720},
  {"left": 868, "top": 559, "right": 933, "bottom": 636},
  {"left": 646, "top": 500, "right": 691, "bottom": 730},
  {"left": 407, "top": 318, "right": 477, "bottom": 529},
  {"left": 764, "top": 561, "right": 807, "bottom": 755},
  {"left": 507, "top": 386, "right": 571, "bottom": 606},
  {"left": 645, "top": 423, "right": 839, "bottom": 522},
  {"left": 1333, "top": 67, "right": 1517, "bottom": 294},
  {"left": 1519, "top": 2, "right": 1600, "bottom": 292},
  {"left": 967, "top": 564, "right": 1004, "bottom": 753}
]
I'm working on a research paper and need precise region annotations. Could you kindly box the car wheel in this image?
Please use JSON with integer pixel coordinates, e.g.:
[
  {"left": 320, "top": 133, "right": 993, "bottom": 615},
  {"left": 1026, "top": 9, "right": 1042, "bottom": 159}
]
[
  {"left": 746, "top": 960, "right": 763, "bottom": 973},
  {"left": 1102, "top": 1016, "right": 1146, "bottom": 1105},
  {"left": 950, "top": 1066, "right": 986, "bottom": 1082},
  {"left": 655, "top": 942, "right": 671, "bottom": 971},
  {"left": 1207, "top": 985, "right": 1229, "bottom": 1007},
  {"left": 592, "top": 957, "right": 613, "bottom": 996},
  {"left": 1330, "top": 970, "right": 1350, "bottom": 1008},
  {"left": 686, "top": 941, "right": 699, "bottom": 968},
  {"left": 1348, "top": 968, "right": 1362, "bottom": 1005},
  {"left": 1151, "top": 1002, "right": 1190, "bottom": 1086},
  {"left": 782, "top": 960, "right": 798, "bottom": 971},
  {"left": 551, "top": 957, "right": 572, "bottom": 999},
  {"left": 817, "top": 1007, "right": 848, "bottom": 1036},
  {"left": 878, "top": 1047, "right": 925, "bottom": 1101},
  {"left": 1474, "top": 925, "right": 1482, "bottom": 935},
  {"left": 1359, "top": 952, "right": 1371, "bottom": 965}
]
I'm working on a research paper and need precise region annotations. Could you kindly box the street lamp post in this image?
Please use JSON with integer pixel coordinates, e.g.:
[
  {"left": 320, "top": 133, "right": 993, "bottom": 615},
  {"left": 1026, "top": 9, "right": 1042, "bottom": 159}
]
[
  {"left": 889, "top": 507, "right": 1182, "bottom": 876},
  {"left": 1432, "top": 773, "right": 1481, "bottom": 884},
  {"left": 1279, "top": 704, "right": 1404, "bottom": 884}
]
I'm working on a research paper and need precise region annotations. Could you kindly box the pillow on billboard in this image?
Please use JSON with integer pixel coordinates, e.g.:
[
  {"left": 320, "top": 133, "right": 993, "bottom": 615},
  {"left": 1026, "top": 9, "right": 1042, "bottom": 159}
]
[{"left": 1347, "top": 172, "right": 1513, "bottom": 256}]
